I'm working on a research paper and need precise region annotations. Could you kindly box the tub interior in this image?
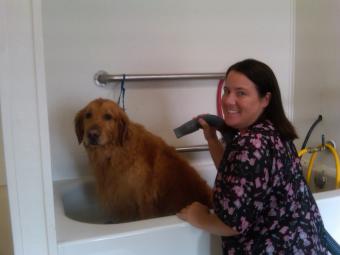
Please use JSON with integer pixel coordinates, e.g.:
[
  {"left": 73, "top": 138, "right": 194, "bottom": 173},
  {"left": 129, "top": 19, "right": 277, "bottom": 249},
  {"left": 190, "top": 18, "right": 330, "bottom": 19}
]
[
  {"left": 61, "top": 163, "right": 216, "bottom": 224},
  {"left": 62, "top": 178, "right": 113, "bottom": 224}
]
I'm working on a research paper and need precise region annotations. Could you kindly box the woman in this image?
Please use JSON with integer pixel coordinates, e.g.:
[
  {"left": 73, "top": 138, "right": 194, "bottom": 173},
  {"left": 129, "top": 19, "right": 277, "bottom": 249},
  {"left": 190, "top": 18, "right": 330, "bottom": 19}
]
[{"left": 177, "top": 59, "right": 327, "bottom": 254}]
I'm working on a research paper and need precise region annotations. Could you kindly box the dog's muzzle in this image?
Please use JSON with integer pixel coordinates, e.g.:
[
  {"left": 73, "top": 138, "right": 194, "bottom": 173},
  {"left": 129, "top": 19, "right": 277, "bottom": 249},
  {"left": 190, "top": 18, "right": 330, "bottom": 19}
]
[{"left": 87, "top": 128, "right": 101, "bottom": 145}]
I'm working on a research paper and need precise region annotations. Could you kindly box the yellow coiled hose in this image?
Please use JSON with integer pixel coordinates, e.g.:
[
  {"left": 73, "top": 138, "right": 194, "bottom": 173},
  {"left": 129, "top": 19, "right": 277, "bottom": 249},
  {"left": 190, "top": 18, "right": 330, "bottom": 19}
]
[{"left": 298, "top": 143, "right": 340, "bottom": 189}]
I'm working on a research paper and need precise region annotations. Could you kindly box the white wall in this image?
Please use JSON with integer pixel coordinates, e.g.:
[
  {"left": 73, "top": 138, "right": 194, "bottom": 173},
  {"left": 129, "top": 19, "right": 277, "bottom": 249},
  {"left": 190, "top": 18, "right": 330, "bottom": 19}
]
[
  {"left": 42, "top": 0, "right": 294, "bottom": 181},
  {"left": 294, "top": 0, "right": 340, "bottom": 172}
]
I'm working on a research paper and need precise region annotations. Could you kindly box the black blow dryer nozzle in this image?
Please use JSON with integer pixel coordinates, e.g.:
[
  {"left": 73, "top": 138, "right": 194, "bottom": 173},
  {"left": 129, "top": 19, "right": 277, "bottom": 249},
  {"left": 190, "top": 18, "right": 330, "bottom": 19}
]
[
  {"left": 173, "top": 114, "right": 236, "bottom": 144},
  {"left": 173, "top": 119, "right": 201, "bottom": 138}
]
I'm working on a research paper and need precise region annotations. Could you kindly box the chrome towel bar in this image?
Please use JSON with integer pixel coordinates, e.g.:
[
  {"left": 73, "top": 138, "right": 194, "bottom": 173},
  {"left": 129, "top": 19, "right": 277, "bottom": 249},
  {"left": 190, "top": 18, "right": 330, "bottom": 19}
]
[
  {"left": 94, "top": 71, "right": 225, "bottom": 87},
  {"left": 175, "top": 144, "right": 209, "bottom": 152}
]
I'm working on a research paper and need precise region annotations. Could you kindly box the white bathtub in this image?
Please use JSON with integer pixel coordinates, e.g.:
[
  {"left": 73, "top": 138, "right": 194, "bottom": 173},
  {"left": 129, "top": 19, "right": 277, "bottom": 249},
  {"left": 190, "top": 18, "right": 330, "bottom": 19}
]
[
  {"left": 54, "top": 163, "right": 222, "bottom": 255},
  {"left": 53, "top": 163, "right": 340, "bottom": 255}
]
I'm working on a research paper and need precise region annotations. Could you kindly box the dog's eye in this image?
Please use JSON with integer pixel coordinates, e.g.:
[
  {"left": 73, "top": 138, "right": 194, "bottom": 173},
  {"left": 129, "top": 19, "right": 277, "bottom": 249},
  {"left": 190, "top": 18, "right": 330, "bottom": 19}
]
[
  {"left": 103, "top": 113, "right": 113, "bottom": 121},
  {"left": 85, "top": 112, "right": 92, "bottom": 119}
]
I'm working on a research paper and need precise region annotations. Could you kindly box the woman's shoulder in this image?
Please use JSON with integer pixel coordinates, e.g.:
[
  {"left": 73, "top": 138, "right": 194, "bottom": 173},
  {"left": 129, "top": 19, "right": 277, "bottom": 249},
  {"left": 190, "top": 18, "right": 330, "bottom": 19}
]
[
  {"left": 242, "top": 120, "right": 277, "bottom": 139},
  {"left": 235, "top": 120, "right": 284, "bottom": 149},
  {"left": 252, "top": 119, "right": 276, "bottom": 133}
]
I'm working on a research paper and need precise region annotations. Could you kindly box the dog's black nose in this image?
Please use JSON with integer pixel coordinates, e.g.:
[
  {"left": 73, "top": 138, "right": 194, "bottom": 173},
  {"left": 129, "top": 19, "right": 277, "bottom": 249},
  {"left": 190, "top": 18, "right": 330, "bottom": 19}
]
[{"left": 87, "top": 129, "right": 100, "bottom": 145}]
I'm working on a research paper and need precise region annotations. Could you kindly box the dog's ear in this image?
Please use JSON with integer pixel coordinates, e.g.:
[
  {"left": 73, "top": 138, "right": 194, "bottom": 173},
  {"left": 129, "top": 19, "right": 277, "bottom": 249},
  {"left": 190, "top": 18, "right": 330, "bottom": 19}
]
[
  {"left": 74, "top": 109, "right": 85, "bottom": 144},
  {"left": 116, "top": 113, "right": 129, "bottom": 146}
]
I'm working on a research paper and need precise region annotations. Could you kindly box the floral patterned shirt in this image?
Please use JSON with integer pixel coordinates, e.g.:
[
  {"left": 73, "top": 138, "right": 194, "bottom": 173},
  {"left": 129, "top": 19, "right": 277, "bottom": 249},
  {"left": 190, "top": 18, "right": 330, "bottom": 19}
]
[{"left": 213, "top": 120, "right": 327, "bottom": 255}]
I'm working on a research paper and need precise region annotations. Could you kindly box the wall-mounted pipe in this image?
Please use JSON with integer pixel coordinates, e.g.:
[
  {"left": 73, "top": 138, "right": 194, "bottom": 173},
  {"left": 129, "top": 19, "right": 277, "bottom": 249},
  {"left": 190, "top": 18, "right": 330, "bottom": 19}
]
[
  {"left": 94, "top": 71, "right": 225, "bottom": 87},
  {"left": 175, "top": 144, "right": 209, "bottom": 152}
]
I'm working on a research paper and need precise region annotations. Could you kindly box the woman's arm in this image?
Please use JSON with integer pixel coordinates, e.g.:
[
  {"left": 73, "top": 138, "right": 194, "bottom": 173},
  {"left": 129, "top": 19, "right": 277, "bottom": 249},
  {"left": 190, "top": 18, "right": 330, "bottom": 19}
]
[
  {"left": 177, "top": 202, "right": 239, "bottom": 237},
  {"left": 198, "top": 118, "right": 225, "bottom": 169}
]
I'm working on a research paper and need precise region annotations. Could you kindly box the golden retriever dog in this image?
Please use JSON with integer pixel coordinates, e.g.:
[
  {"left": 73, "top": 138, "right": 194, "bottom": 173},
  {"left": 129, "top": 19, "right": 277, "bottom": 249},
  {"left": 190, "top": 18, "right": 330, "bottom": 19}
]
[{"left": 75, "top": 98, "right": 212, "bottom": 222}]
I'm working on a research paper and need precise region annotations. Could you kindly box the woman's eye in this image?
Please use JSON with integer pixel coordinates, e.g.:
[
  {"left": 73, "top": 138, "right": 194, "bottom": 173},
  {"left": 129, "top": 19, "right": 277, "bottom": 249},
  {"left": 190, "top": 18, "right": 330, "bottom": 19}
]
[
  {"left": 85, "top": 112, "right": 92, "bottom": 119},
  {"left": 103, "top": 114, "right": 113, "bottom": 120},
  {"left": 223, "top": 87, "right": 230, "bottom": 95},
  {"left": 237, "top": 91, "right": 246, "bottom": 96}
]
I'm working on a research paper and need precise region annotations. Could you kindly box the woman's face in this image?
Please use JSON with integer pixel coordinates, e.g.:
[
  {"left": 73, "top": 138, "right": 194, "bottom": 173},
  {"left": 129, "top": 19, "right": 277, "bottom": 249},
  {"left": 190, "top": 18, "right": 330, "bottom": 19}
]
[{"left": 222, "top": 70, "right": 270, "bottom": 133}]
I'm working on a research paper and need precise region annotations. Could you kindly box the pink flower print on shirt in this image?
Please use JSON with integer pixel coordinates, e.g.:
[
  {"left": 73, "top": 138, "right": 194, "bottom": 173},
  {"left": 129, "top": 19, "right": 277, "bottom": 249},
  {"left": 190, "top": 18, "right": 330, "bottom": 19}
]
[
  {"left": 238, "top": 150, "right": 249, "bottom": 162},
  {"left": 233, "top": 185, "right": 244, "bottom": 197},
  {"left": 255, "top": 177, "right": 262, "bottom": 188},
  {"left": 234, "top": 199, "right": 241, "bottom": 208},
  {"left": 227, "top": 248, "right": 236, "bottom": 255},
  {"left": 299, "top": 181, "right": 306, "bottom": 192},
  {"left": 249, "top": 158, "right": 256, "bottom": 166},
  {"left": 251, "top": 136, "right": 262, "bottom": 149},
  {"left": 270, "top": 220, "right": 278, "bottom": 230},
  {"left": 299, "top": 229, "right": 311, "bottom": 246},
  {"left": 273, "top": 175, "right": 280, "bottom": 186},
  {"left": 222, "top": 198, "right": 229, "bottom": 209},
  {"left": 265, "top": 239, "right": 275, "bottom": 254},
  {"left": 227, "top": 207, "right": 235, "bottom": 215},
  {"left": 275, "top": 139, "right": 284, "bottom": 150},
  {"left": 279, "top": 226, "right": 289, "bottom": 234},
  {"left": 240, "top": 216, "right": 250, "bottom": 231},
  {"left": 264, "top": 168, "right": 269, "bottom": 182},
  {"left": 283, "top": 234, "right": 291, "bottom": 242},
  {"left": 253, "top": 150, "right": 262, "bottom": 160},
  {"left": 276, "top": 159, "right": 283, "bottom": 169},
  {"left": 222, "top": 198, "right": 235, "bottom": 215},
  {"left": 238, "top": 138, "right": 246, "bottom": 146},
  {"left": 254, "top": 200, "right": 263, "bottom": 210},
  {"left": 285, "top": 183, "right": 294, "bottom": 196},
  {"left": 280, "top": 208, "right": 286, "bottom": 217},
  {"left": 240, "top": 178, "right": 246, "bottom": 185},
  {"left": 244, "top": 240, "right": 254, "bottom": 251}
]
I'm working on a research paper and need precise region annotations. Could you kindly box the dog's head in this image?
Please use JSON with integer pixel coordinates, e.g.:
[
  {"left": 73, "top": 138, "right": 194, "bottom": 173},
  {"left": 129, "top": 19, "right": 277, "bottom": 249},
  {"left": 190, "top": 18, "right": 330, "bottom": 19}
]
[{"left": 75, "top": 98, "right": 129, "bottom": 147}]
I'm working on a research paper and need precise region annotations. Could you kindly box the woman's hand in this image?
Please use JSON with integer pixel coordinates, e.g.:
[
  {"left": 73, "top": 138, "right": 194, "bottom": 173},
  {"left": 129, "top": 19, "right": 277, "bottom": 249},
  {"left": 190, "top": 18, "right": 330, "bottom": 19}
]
[
  {"left": 177, "top": 202, "right": 210, "bottom": 229},
  {"left": 198, "top": 118, "right": 218, "bottom": 142},
  {"left": 177, "top": 202, "right": 240, "bottom": 237}
]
